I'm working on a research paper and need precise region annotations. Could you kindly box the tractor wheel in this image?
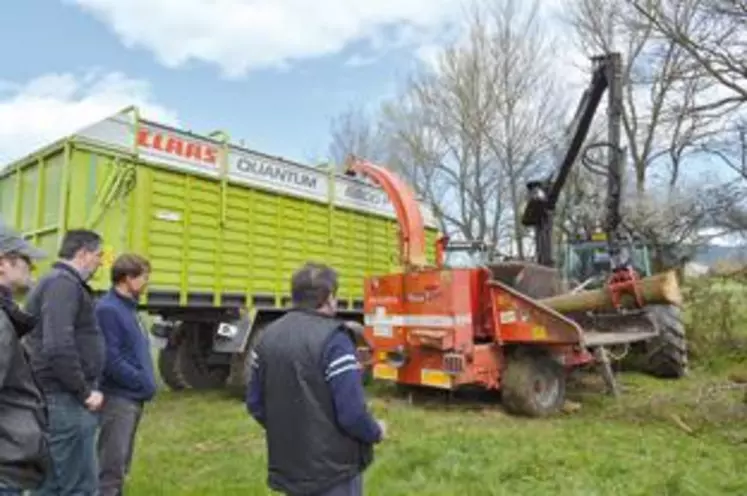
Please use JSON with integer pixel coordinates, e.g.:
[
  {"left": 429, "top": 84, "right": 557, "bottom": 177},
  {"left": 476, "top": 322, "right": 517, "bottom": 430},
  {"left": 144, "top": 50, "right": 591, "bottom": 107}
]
[
  {"left": 501, "top": 351, "right": 566, "bottom": 417},
  {"left": 175, "top": 324, "right": 231, "bottom": 390},
  {"left": 631, "top": 304, "right": 688, "bottom": 378},
  {"left": 157, "top": 346, "right": 188, "bottom": 391}
]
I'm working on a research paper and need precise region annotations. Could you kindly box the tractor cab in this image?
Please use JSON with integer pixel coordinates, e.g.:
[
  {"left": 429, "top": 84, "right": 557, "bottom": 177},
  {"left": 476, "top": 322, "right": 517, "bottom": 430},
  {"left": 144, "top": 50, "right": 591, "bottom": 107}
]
[{"left": 559, "top": 233, "right": 653, "bottom": 289}]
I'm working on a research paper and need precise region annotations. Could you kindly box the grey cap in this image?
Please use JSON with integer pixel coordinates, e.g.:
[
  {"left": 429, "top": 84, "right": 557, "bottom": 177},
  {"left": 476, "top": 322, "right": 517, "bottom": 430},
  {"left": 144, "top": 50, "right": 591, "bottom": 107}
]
[{"left": 0, "top": 221, "right": 47, "bottom": 260}]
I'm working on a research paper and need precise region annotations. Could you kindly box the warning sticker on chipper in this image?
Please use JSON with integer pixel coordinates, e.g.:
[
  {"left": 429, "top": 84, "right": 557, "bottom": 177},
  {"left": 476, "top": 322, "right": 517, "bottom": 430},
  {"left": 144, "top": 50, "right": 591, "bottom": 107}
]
[
  {"left": 373, "top": 324, "right": 393, "bottom": 338},
  {"left": 499, "top": 311, "right": 517, "bottom": 324},
  {"left": 371, "top": 306, "right": 393, "bottom": 338}
]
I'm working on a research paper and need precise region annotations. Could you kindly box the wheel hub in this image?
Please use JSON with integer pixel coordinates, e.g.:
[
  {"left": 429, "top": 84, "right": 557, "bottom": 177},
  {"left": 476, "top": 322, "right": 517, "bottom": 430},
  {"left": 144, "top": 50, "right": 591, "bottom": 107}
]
[{"left": 533, "top": 372, "right": 559, "bottom": 409}]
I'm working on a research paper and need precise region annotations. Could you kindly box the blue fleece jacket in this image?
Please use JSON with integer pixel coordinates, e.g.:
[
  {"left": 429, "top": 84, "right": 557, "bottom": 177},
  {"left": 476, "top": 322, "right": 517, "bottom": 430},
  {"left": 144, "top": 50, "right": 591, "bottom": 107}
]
[
  {"left": 95, "top": 289, "right": 157, "bottom": 402},
  {"left": 246, "top": 329, "right": 382, "bottom": 445}
]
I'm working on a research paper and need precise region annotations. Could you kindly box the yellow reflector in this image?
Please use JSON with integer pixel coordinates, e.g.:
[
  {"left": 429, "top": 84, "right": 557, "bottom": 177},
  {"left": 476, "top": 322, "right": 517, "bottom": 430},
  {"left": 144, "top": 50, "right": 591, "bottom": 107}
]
[
  {"left": 373, "top": 364, "right": 398, "bottom": 381},
  {"left": 420, "top": 369, "right": 451, "bottom": 389}
]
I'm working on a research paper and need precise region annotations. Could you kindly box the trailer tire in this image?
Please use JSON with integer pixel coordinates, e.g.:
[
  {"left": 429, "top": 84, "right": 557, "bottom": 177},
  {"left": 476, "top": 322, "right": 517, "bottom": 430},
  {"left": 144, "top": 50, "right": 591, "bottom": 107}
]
[
  {"left": 157, "top": 346, "right": 188, "bottom": 391},
  {"left": 501, "top": 351, "right": 566, "bottom": 417},
  {"left": 176, "top": 324, "right": 231, "bottom": 390},
  {"left": 629, "top": 304, "right": 688, "bottom": 379}
]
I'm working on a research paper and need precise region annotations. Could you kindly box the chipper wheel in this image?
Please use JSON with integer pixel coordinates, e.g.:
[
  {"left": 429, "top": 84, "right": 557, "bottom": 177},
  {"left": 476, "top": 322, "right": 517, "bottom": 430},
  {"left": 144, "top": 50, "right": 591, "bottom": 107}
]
[
  {"left": 625, "top": 304, "right": 688, "bottom": 379},
  {"left": 501, "top": 350, "right": 566, "bottom": 417}
]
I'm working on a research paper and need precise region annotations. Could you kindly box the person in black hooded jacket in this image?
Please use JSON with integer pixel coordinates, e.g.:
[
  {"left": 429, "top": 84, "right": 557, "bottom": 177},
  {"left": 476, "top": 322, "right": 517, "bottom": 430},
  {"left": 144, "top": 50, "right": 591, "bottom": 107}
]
[{"left": 0, "top": 223, "right": 50, "bottom": 495}]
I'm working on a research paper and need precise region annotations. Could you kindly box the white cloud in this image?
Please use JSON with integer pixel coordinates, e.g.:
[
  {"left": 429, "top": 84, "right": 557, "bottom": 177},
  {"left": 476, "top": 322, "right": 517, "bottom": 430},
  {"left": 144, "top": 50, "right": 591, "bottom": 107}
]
[
  {"left": 0, "top": 71, "right": 178, "bottom": 164},
  {"left": 67, "top": 0, "right": 465, "bottom": 78}
]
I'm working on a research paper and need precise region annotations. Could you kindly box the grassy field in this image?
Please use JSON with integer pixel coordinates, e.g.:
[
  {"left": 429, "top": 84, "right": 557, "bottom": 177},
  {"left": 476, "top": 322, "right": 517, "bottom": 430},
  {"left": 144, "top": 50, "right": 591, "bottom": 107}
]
[
  {"left": 124, "top": 275, "right": 747, "bottom": 495},
  {"left": 126, "top": 364, "right": 747, "bottom": 496}
]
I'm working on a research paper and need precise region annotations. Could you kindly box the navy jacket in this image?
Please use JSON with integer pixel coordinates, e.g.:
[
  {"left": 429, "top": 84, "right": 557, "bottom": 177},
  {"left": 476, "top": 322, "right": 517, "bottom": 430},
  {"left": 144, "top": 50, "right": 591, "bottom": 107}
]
[{"left": 95, "top": 289, "right": 157, "bottom": 402}]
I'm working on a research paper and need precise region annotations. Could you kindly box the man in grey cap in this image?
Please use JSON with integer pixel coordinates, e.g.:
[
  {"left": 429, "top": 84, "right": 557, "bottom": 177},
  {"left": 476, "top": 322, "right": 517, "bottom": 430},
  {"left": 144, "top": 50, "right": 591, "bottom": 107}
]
[{"left": 0, "top": 222, "right": 51, "bottom": 495}]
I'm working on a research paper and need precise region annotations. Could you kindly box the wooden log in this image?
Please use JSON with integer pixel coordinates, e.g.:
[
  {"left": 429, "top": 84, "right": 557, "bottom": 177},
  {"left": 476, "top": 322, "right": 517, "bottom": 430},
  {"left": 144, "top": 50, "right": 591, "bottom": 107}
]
[{"left": 538, "top": 270, "right": 682, "bottom": 313}]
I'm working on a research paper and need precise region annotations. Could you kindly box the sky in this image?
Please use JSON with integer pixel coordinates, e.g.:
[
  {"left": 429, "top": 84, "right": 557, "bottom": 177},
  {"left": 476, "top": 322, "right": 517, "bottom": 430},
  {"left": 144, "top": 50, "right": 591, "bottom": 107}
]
[{"left": 0, "top": 0, "right": 480, "bottom": 165}]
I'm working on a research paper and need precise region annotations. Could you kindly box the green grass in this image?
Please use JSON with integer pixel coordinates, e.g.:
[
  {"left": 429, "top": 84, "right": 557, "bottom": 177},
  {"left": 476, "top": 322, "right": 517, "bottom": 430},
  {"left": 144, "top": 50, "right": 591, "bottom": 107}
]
[{"left": 126, "top": 367, "right": 747, "bottom": 496}]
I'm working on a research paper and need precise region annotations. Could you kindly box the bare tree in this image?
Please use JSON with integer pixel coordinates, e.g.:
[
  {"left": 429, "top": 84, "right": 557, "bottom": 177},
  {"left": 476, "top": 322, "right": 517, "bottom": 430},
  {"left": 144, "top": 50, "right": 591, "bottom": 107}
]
[
  {"left": 628, "top": 0, "right": 747, "bottom": 113},
  {"left": 328, "top": 105, "right": 387, "bottom": 169},
  {"left": 480, "top": 0, "right": 564, "bottom": 258},
  {"left": 330, "top": 0, "right": 564, "bottom": 257},
  {"left": 565, "top": 0, "right": 719, "bottom": 192},
  {"left": 380, "top": 10, "right": 506, "bottom": 249},
  {"left": 698, "top": 117, "right": 747, "bottom": 181},
  {"left": 623, "top": 179, "right": 747, "bottom": 267}
]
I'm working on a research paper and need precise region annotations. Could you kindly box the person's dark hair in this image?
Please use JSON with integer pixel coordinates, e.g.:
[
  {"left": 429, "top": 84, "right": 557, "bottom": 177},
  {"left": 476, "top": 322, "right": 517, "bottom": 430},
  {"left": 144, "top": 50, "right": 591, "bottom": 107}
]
[
  {"left": 58, "top": 229, "right": 102, "bottom": 260},
  {"left": 291, "top": 262, "right": 338, "bottom": 310},
  {"left": 111, "top": 253, "right": 151, "bottom": 285}
]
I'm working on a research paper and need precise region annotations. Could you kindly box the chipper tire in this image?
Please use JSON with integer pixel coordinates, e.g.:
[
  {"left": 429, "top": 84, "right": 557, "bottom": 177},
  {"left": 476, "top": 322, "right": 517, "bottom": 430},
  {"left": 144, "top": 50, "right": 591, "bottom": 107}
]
[
  {"left": 628, "top": 304, "right": 688, "bottom": 379},
  {"left": 501, "top": 351, "right": 566, "bottom": 417},
  {"left": 157, "top": 346, "right": 188, "bottom": 391}
]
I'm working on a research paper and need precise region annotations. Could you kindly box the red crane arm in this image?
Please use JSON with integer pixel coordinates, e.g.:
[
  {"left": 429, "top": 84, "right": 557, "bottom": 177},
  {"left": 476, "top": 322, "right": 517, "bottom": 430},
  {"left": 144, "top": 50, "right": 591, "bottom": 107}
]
[{"left": 345, "top": 156, "right": 427, "bottom": 269}]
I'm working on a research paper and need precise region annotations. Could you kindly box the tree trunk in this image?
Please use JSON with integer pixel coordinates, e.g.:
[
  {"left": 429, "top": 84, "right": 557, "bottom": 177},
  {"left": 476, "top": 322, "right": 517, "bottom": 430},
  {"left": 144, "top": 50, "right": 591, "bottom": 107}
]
[{"left": 539, "top": 270, "right": 682, "bottom": 313}]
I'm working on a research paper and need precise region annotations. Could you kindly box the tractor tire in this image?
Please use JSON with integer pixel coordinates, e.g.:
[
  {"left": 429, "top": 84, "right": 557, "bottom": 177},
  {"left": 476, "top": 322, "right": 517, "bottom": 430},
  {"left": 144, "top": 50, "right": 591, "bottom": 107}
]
[
  {"left": 501, "top": 351, "right": 566, "bottom": 417},
  {"left": 157, "top": 346, "right": 188, "bottom": 391},
  {"left": 175, "top": 325, "right": 231, "bottom": 390},
  {"left": 634, "top": 304, "right": 688, "bottom": 378}
]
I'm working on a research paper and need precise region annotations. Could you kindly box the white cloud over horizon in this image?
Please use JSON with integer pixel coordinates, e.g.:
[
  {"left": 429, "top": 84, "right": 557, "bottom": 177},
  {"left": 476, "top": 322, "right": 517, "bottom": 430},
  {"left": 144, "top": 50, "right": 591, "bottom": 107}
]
[
  {"left": 67, "top": 0, "right": 467, "bottom": 78},
  {"left": 0, "top": 71, "right": 178, "bottom": 164}
]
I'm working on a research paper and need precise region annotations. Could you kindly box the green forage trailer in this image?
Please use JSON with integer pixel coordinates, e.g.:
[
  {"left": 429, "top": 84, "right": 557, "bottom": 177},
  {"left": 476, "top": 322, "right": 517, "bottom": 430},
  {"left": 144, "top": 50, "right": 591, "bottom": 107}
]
[{"left": 0, "top": 106, "right": 439, "bottom": 392}]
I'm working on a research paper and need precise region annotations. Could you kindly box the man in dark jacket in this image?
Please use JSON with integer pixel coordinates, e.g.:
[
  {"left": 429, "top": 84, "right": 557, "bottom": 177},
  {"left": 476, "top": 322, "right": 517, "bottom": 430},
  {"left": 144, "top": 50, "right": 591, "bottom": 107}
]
[
  {"left": 24, "top": 229, "right": 105, "bottom": 496},
  {"left": 246, "top": 262, "right": 385, "bottom": 496},
  {"left": 0, "top": 223, "right": 50, "bottom": 495},
  {"left": 95, "top": 253, "right": 157, "bottom": 496}
]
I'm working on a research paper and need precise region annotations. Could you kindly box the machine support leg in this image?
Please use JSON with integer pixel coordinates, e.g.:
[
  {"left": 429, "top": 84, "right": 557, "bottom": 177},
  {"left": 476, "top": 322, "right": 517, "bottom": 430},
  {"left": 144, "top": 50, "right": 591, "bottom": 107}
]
[{"left": 592, "top": 347, "right": 620, "bottom": 397}]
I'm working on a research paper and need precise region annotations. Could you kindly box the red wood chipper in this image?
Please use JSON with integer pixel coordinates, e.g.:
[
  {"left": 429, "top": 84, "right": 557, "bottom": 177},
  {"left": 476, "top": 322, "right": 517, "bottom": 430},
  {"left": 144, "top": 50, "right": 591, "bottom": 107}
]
[{"left": 347, "top": 52, "right": 687, "bottom": 417}]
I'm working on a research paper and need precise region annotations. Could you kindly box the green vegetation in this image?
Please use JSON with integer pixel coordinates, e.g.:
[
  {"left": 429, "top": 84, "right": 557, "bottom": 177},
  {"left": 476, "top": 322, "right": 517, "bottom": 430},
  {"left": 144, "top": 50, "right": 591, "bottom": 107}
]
[
  {"left": 683, "top": 272, "right": 747, "bottom": 370},
  {"left": 128, "top": 275, "right": 747, "bottom": 495}
]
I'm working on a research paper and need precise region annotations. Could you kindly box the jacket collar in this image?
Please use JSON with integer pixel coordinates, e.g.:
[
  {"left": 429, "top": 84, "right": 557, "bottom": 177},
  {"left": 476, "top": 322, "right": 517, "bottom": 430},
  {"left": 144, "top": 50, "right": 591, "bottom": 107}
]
[
  {"left": 53, "top": 261, "right": 93, "bottom": 293},
  {"left": 290, "top": 307, "right": 337, "bottom": 320},
  {"left": 0, "top": 284, "right": 11, "bottom": 302},
  {"left": 0, "top": 283, "right": 37, "bottom": 337},
  {"left": 107, "top": 287, "right": 138, "bottom": 308}
]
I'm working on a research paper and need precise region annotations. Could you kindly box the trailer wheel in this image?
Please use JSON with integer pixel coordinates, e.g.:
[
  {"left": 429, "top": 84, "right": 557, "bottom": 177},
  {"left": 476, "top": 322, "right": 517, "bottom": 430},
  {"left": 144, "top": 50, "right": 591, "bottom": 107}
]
[
  {"left": 501, "top": 351, "right": 566, "bottom": 417},
  {"left": 626, "top": 304, "right": 688, "bottom": 378},
  {"left": 176, "top": 324, "right": 231, "bottom": 390},
  {"left": 157, "top": 346, "right": 188, "bottom": 391}
]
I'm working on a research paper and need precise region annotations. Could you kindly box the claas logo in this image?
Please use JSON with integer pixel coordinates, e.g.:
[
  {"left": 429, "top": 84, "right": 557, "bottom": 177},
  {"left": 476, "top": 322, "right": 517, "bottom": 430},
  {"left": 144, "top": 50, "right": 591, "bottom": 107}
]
[{"left": 137, "top": 128, "right": 218, "bottom": 167}]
